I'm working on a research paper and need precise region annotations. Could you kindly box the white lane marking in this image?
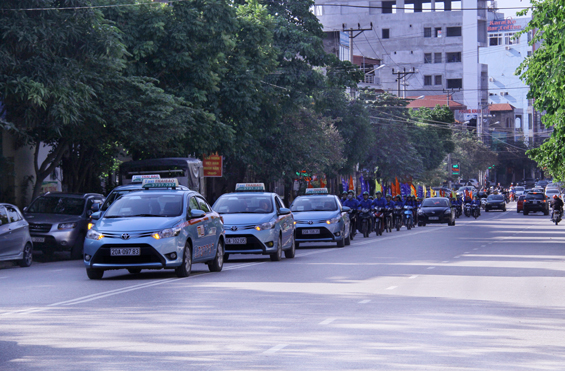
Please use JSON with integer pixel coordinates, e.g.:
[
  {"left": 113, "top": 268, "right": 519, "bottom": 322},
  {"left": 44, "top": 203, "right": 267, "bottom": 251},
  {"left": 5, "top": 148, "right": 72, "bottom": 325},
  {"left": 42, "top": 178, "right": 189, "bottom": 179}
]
[
  {"left": 442, "top": 261, "right": 449, "bottom": 263},
  {"left": 408, "top": 275, "right": 418, "bottom": 279},
  {"left": 50, "top": 269, "right": 63, "bottom": 272},
  {"left": 352, "top": 225, "right": 449, "bottom": 246},
  {"left": 481, "top": 245, "right": 486, "bottom": 247},
  {"left": 319, "top": 318, "right": 336, "bottom": 325},
  {"left": 386, "top": 286, "right": 397, "bottom": 290},
  {"left": 223, "top": 262, "right": 265, "bottom": 271},
  {"left": 264, "top": 344, "right": 288, "bottom": 354},
  {"left": 464, "top": 252, "right": 469, "bottom": 254},
  {"left": 297, "top": 249, "right": 336, "bottom": 257},
  {"left": 358, "top": 300, "right": 371, "bottom": 304},
  {"left": 454, "top": 255, "right": 461, "bottom": 259},
  {"left": 427, "top": 266, "right": 435, "bottom": 270}
]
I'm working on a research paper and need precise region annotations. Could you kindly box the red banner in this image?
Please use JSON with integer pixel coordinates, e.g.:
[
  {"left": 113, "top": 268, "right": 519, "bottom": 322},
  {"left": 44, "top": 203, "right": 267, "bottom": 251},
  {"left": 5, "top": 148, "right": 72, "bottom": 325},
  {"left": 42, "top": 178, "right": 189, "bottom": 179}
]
[{"left": 203, "top": 154, "right": 223, "bottom": 177}]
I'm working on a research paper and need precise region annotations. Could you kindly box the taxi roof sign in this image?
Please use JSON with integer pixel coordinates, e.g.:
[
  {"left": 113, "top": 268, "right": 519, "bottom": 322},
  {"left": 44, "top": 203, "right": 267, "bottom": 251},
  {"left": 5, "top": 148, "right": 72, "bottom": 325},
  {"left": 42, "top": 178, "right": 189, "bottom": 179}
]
[
  {"left": 305, "top": 188, "right": 329, "bottom": 195},
  {"left": 142, "top": 178, "right": 179, "bottom": 189},
  {"left": 132, "top": 174, "right": 161, "bottom": 183},
  {"left": 235, "top": 183, "right": 266, "bottom": 192}
]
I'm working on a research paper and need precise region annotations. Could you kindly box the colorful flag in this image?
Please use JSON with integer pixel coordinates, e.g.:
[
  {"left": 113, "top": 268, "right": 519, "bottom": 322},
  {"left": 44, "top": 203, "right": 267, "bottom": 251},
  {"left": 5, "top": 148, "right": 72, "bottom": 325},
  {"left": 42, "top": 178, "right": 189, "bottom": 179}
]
[
  {"left": 375, "top": 180, "right": 382, "bottom": 193},
  {"left": 431, "top": 188, "right": 436, "bottom": 197},
  {"left": 360, "top": 174, "right": 366, "bottom": 193},
  {"left": 341, "top": 177, "right": 347, "bottom": 192},
  {"left": 423, "top": 185, "right": 427, "bottom": 198},
  {"left": 411, "top": 184, "right": 417, "bottom": 196},
  {"left": 417, "top": 185, "right": 423, "bottom": 198},
  {"left": 366, "top": 180, "right": 370, "bottom": 195},
  {"left": 395, "top": 177, "right": 400, "bottom": 197},
  {"left": 349, "top": 175, "right": 354, "bottom": 191}
]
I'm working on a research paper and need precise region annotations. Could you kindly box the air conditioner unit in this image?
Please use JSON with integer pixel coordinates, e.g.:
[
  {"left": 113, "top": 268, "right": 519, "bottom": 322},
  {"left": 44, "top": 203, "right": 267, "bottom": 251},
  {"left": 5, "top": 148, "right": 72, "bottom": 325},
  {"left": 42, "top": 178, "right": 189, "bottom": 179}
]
[
  {"left": 489, "top": 77, "right": 495, "bottom": 82},
  {"left": 505, "top": 46, "right": 511, "bottom": 50}
]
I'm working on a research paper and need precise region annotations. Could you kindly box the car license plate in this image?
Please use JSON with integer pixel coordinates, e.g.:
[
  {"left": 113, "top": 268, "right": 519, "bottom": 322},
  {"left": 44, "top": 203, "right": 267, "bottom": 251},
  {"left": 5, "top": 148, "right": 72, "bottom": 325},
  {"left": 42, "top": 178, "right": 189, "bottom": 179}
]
[
  {"left": 303, "top": 229, "right": 320, "bottom": 235},
  {"left": 110, "top": 248, "right": 140, "bottom": 256},
  {"left": 31, "top": 237, "right": 45, "bottom": 243},
  {"left": 429, "top": 217, "right": 439, "bottom": 220},
  {"left": 226, "top": 237, "right": 247, "bottom": 245}
]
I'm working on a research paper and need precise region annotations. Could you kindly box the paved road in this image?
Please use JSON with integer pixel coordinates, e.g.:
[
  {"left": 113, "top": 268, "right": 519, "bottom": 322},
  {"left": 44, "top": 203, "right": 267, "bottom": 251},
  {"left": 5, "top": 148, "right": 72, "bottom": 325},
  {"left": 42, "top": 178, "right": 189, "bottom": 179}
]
[{"left": 2, "top": 204, "right": 565, "bottom": 370}]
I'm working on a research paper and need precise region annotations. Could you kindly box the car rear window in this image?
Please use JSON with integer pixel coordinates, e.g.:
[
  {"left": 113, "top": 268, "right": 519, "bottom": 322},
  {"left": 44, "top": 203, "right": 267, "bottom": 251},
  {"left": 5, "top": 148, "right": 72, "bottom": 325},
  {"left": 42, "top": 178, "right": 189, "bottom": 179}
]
[{"left": 526, "top": 193, "right": 545, "bottom": 200}]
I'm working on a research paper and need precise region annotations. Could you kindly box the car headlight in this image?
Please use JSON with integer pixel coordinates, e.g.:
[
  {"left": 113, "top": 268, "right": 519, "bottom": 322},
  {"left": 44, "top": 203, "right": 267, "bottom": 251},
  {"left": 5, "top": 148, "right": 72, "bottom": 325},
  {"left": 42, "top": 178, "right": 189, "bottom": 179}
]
[
  {"left": 255, "top": 221, "right": 276, "bottom": 231},
  {"left": 444, "top": 209, "right": 451, "bottom": 214},
  {"left": 86, "top": 229, "right": 103, "bottom": 240},
  {"left": 418, "top": 210, "right": 423, "bottom": 214},
  {"left": 326, "top": 216, "right": 341, "bottom": 224},
  {"left": 152, "top": 227, "right": 182, "bottom": 240},
  {"left": 58, "top": 222, "right": 76, "bottom": 230}
]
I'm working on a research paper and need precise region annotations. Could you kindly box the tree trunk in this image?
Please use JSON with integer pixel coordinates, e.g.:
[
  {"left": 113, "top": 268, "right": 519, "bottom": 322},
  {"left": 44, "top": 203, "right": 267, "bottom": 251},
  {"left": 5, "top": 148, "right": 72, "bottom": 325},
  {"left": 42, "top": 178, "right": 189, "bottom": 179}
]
[{"left": 31, "top": 141, "right": 68, "bottom": 201}]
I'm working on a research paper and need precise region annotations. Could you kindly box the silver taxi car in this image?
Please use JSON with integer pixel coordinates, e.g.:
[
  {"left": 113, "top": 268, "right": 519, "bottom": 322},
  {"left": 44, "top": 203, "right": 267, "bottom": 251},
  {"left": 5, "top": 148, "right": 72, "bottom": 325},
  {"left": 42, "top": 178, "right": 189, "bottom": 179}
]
[
  {"left": 212, "top": 183, "right": 295, "bottom": 261},
  {"left": 290, "top": 188, "right": 351, "bottom": 248}
]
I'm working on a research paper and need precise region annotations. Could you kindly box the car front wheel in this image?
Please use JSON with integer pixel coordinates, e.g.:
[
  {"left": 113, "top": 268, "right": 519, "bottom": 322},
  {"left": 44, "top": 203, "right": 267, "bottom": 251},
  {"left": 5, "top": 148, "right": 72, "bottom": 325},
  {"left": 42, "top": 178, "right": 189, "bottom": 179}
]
[
  {"left": 270, "top": 235, "right": 283, "bottom": 261},
  {"left": 18, "top": 243, "right": 33, "bottom": 267},
  {"left": 175, "top": 242, "right": 192, "bottom": 277},
  {"left": 208, "top": 239, "right": 224, "bottom": 272}
]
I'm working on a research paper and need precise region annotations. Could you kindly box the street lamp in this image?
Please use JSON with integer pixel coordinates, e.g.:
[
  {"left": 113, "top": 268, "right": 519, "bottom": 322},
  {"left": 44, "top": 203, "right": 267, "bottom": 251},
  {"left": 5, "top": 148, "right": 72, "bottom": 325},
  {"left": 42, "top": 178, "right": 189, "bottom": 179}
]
[{"left": 364, "top": 64, "right": 386, "bottom": 75}]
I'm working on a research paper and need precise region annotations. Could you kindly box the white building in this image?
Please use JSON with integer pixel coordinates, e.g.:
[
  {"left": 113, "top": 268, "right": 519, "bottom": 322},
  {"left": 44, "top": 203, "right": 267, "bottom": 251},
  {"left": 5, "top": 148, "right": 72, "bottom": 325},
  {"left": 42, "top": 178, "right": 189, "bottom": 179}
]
[
  {"left": 479, "top": 14, "right": 549, "bottom": 146},
  {"left": 316, "top": 0, "right": 490, "bottom": 128}
]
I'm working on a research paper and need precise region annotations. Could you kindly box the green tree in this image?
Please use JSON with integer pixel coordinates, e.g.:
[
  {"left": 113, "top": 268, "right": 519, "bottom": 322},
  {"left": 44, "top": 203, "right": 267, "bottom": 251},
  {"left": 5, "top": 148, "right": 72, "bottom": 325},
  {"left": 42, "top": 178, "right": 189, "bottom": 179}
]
[{"left": 516, "top": 0, "right": 565, "bottom": 180}]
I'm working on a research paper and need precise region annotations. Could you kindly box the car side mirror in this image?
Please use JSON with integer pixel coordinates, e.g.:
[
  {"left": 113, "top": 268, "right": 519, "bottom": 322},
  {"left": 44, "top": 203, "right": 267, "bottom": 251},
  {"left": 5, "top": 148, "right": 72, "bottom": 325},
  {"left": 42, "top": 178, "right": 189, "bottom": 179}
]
[
  {"left": 91, "top": 203, "right": 101, "bottom": 212},
  {"left": 278, "top": 207, "right": 291, "bottom": 215},
  {"left": 23, "top": 207, "right": 28, "bottom": 212},
  {"left": 342, "top": 206, "right": 351, "bottom": 212},
  {"left": 91, "top": 212, "right": 101, "bottom": 220},
  {"left": 190, "top": 209, "right": 206, "bottom": 219}
]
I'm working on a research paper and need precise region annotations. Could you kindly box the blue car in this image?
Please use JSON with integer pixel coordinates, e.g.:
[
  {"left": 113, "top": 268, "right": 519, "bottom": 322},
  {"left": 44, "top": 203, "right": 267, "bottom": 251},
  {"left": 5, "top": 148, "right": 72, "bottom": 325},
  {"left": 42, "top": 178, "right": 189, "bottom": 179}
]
[
  {"left": 290, "top": 188, "right": 351, "bottom": 248},
  {"left": 84, "top": 179, "right": 224, "bottom": 279},
  {"left": 212, "top": 183, "right": 295, "bottom": 261}
]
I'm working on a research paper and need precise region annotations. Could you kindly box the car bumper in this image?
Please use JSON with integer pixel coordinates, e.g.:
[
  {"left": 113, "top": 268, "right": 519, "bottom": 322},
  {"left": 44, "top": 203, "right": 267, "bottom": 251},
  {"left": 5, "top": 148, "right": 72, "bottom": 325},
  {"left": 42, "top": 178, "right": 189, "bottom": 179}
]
[
  {"left": 223, "top": 229, "right": 277, "bottom": 255},
  {"left": 419, "top": 214, "right": 452, "bottom": 224},
  {"left": 84, "top": 236, "right": 184, "bottom": 270},
  {"left": 523, "top": 204, "right": 548, "bottom": 212},
  {"left": 30, "top": 229, "right": 81, "bottom": 252},
  {"left": 486, "top": 203, "right": 505, "bottom": 210},
  {"left": 295, "top": 222, "right": 344, "bottom": 243}
]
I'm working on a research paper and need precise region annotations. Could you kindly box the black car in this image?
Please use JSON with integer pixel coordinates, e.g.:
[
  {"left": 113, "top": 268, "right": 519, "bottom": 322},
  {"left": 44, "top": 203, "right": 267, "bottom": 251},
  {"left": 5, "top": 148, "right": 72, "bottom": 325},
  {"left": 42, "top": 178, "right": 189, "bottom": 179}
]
[
  {"left": 418, "top": 197, "right": 456, "bottom": 226},
  {"left": 523, "top": 192, "right": 549, "bottom": 216},
  {"left": 485, "top": 194, "right": 506, "bottom": 212},
  {"left": 24, "top": 193, "right": 105, "bottom": 259}
]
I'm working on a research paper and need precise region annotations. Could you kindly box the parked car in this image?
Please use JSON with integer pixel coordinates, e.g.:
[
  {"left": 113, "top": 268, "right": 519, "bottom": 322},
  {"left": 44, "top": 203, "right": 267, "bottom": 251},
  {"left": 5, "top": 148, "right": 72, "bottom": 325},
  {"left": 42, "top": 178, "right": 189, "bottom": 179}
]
[
  {"left": 516, "top": 195, "right": 526, "bottom": 213},
  {"left": 24, "top": 193, "right": 104, "bottom": 259},
  {"left": 0, "top": 203, "right": 33, "bottom": 267}
]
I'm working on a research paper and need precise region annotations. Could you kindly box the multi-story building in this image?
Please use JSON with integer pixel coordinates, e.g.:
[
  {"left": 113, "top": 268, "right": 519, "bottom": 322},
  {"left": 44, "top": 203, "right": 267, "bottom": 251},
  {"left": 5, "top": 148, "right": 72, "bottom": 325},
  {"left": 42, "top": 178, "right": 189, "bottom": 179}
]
[
  {"left": 316, "top": 0, "right": 490, "bottom": 128},
  {"left": 479, "top": 14, "right": 549, "bottom": 146}
]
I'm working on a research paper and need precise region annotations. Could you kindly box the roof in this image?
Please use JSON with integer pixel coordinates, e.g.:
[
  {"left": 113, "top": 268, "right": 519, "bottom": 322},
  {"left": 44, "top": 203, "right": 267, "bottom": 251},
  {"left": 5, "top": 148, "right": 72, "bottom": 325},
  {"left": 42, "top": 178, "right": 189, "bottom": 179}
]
[
  {"left": 489, "top": 103, "right": 515, "bottom": 112},
  {"left": 353, "top": 55, "right": 381, "bottom": 66},
  {"left": 406, "top": 95, "right": 466, "bottom": 110}
]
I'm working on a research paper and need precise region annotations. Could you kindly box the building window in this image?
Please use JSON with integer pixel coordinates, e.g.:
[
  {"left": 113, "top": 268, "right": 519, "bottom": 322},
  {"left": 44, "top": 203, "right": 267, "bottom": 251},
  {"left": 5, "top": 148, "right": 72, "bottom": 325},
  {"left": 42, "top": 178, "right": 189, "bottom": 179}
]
[
  {"left": 435, "top": 27, "right": 442, "bottom": 38},
  {"left": 505, "top": 32, "right": 519, "bottom": 45},
  {"left": 446, "top": 27, "right": 462, "bottom": 37},
  {"left": 434, "top": 52, "right": 442, "bottom": 63},
  {"left": 424, "top": 53, "right": 432, "bottom": 63},
  {"left": 435, "top": 75, "right": 442, "bottom": 85},
  {"left": 382, "top": 28, "right": 390, "bottom": 39},
  {"left": 447, "top": 78, "right": 462, "bottom": 89},
  {"left": 489, "top": 33, "right": 502, "bottom": 46},
  {"left": 446, "top": 52, "right": 461, "bottom": 63},
  {"left": 382, "top": 1, "right": 395, "bottom": 13},
  {"left": 527, "top": 50, "right": 532, "bottom": 57},
  {"left": 424, "top": 27, "right": 431, "bottom": 38},
  {"left": 311, "top": 5, "right": 323, "bottom": 16},
  {"left": 424, "top": 75, "right": 432, "bottom": 86},
  {"left": 528, "top": 114, "right": 533, "bottom": 130}
]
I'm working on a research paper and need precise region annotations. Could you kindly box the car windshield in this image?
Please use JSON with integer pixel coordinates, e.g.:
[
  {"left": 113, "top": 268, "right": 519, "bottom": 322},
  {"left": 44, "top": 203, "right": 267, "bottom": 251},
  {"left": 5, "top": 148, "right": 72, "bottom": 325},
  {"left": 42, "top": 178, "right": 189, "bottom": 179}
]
[
  {"left": 488, "top": 195, "right": 504, "bottom": 201},
  {"left": 105, "top": 194, "right": 183, "bottom": 217},
  {"left": 213, "top": 195, "right": 273, "bottom": 214},
  {"left": 546, "top": 189, "right": 559, "bottom": 194},
  {"left": 421, "top": 199, "right": 450, "bottom": 207},
  {"left": 101, "top": 189, "right": 141, "bottom": 211},
  {"left": 27, "top": 197, "right": 85, "bottom": 215},
  {"left": 290, "top": 196, "right": 338, "bottom": 212},
  {"left": 515, "top": 187, "right": 525, "bottom": 191},
  {"left": 526, "top": 193, "right": 545, "bottom": 200}
]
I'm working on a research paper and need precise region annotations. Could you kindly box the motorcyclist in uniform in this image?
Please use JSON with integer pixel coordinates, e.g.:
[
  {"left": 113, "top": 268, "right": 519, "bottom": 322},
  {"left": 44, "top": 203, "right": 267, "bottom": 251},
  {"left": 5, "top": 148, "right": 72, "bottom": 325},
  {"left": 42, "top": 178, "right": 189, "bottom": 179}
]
[
  {"left": 372, "top": 191, "right": 387, "bottom": 233},
  {"left": 340, "top": 191, "right": 347, "bottom": 205},
  {"left": 551, "top": 195, "right": 564, "bottom": 221},
  {"left": 404, "top": 195, "right": 418, "bottom": 227},
  {"left": 343, "top": 190, "right": 359, "bottom": 235},
  {"left": 471, "top": 195, "right": 481, "bottom": 216},
  {"left": 357, "top": 191, "right": 374, "bottom": 232}
]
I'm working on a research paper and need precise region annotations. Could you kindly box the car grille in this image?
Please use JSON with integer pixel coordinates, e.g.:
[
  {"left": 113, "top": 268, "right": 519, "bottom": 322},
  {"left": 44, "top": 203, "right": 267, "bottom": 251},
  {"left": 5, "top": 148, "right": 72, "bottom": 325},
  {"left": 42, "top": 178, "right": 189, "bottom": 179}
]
[
  {"left": 224, "top": 234, "right": 264, "bottom": 251},
  {"left": 224, "top": 225, "right": 257, "bottom": 231},
  {"left": 91, "top": 244, "right": 165, "bottom": 265},
  {"left": 295, "top": 220, "right": 328, "bottom": 225},
  {"left": 101, "top": 231, "right": 155, "bottom": 239},
  {"left": 29, "top": 223, "right": 52, "bottom": 233}
]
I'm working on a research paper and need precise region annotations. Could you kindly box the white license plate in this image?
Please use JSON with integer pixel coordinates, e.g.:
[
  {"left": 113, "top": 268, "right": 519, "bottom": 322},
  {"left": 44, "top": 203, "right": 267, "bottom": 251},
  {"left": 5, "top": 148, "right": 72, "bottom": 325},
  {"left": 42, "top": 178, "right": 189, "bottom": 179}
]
[
  {"left": 303, "top": 229, "right": 320, "bottom": 235},
  {"left": 110, "top": 248, "right": 140, "bottom": 256},
  {"left": 226, "top": 237, "right": 247, "bottom": 245},
  {"left": 428, "top": 217, "right": 440, "bottom": 220},
  {"left": 31, "top": 237, "right": 45, "bottom": 243}
]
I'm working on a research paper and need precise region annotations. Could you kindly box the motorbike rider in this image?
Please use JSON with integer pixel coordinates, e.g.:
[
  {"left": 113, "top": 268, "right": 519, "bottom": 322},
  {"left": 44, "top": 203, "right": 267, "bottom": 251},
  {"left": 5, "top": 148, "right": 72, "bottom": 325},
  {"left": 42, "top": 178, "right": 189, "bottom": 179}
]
[
  {"left": 357, "top": 191, "right": 374, "bottom": 231},
  {"left": 404, "top": 195, "right": 418, "bottom": 226},
  {"left": 340, "top": 191, "right": 348, "bottom": 205},
  {"left": 343, "top": 191, "right": 359, "bottom": 234},
  {"left": 372, "top": 191, "right": 387, "bottom": 233},
  {"left": 551, "top": 195, "right": 564, "bottom": 220},
  {"left": 471, "top": 195, "right": 481, "bottom": 216}
]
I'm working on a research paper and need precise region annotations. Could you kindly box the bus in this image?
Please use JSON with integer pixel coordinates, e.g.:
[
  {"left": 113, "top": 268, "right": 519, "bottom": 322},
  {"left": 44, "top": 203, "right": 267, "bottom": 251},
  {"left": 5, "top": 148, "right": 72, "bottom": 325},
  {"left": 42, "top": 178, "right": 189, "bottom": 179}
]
[{"left": 119, "top": 158, "right": 204, "bottom": 193}]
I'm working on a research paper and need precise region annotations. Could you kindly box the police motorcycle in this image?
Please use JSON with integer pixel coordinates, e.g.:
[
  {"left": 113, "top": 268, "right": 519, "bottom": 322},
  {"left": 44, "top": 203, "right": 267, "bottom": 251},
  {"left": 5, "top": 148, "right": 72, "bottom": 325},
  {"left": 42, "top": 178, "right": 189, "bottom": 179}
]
[
  {"left": 393, "top": 205, "right": 403, "bottom": 231},
  {"left": 403, "top": 205, "right": 414, "bottom": 230},
  {"left": 373, "top": 207, "right": 385, "bottom": 236},
  {"left": 358, "top": 207, "right": 373, "bottom": 238}
]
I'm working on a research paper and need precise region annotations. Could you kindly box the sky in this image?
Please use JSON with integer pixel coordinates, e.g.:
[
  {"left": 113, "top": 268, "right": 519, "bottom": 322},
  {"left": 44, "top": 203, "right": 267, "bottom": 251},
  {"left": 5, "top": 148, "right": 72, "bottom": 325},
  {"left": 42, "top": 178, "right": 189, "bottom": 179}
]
[{"left": 495, "top": 0, "right": 532, "bottom": 18}]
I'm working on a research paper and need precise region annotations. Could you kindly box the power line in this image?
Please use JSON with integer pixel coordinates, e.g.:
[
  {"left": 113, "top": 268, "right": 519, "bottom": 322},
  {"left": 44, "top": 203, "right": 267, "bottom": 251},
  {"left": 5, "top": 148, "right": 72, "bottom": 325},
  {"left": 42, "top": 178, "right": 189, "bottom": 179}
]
[{"left": 2, "top": 0, "right": 188, "bottom": 11}]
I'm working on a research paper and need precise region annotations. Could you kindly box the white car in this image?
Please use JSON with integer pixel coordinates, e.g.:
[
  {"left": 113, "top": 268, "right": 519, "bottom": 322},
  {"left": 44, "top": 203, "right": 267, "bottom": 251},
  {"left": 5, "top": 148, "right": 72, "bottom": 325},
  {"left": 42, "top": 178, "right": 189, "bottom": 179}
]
[
  {"left": 468, "top": 178, "right": 479, "bottom": 188},
  {"left": 545, "top": 188, "right": 562, "bottom": 199},
  {"left": 514, "top": 186, "right": 526, "bottom": 196}
]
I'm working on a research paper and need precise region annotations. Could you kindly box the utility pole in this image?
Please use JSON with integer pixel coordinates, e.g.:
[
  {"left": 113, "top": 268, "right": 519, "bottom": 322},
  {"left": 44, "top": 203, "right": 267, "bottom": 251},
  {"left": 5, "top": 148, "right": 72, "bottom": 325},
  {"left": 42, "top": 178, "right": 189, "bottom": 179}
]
[
  {"left": 342, "top": 23, "right": 373, "bottom": 64},
  {"left": 392, "top": 68, "right": 415, "bottom": 98}
]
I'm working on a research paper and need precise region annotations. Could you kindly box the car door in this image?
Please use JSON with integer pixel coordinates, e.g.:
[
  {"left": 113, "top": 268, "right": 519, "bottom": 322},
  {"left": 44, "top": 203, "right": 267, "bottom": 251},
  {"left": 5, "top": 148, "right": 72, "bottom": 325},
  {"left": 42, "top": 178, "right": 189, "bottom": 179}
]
[
  {"left": 0, "top": 206, "right": 15, "bottom": 258},
  {"left": 275, "top": 196, "right": 292, "bottom": 247},
  {"left": 194, "top": 197, "right": 217, "bottom": 260},
  {"left": 5, "top": 206, "right": 28, "bottom": 256}
]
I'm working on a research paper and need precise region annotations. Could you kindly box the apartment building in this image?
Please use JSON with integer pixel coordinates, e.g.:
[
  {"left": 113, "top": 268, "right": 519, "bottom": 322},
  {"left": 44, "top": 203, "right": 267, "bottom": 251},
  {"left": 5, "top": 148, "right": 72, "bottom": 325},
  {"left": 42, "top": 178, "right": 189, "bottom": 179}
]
[
  {"left": 316, "top": 0, "right": 490, "bottom": 128},
  {"left": 479, "top": 14, "right": 549, "bottom": 146}
]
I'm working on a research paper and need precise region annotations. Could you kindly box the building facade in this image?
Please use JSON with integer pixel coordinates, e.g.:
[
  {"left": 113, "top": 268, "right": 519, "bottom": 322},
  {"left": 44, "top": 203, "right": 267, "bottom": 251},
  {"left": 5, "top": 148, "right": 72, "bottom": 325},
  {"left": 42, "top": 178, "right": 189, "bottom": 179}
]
[{"left": 316, "top": 0, "right": 490, "bottom": 127}]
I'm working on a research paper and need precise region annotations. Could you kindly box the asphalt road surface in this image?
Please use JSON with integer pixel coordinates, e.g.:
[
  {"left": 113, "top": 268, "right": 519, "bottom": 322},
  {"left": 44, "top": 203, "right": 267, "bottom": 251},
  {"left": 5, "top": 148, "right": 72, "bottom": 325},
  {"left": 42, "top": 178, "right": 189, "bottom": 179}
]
[{"left": 2, "top": 204, "right": 565, "bottom": 370}]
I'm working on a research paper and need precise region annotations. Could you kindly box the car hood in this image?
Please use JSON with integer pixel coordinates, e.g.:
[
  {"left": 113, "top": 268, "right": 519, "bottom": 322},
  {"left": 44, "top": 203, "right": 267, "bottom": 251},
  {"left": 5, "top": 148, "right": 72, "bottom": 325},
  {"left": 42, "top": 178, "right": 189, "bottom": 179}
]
[
  {"left": 220, "top": 213, "right": 274, "bottom": 226},
  {"left": 97, "top": 217, "right": 180, "bottom": 232},
  {"left": 292, "top": 210, "right": 339, "bottom": 221},
  {"left": 23, "top": 213, "right": 83, "bottom": 224},
  {"left": 487, "top": 200, "right": 505, "bottom": 203},
  {"left": 420, "top": 207, "right": 450, "bottom": 214}
]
